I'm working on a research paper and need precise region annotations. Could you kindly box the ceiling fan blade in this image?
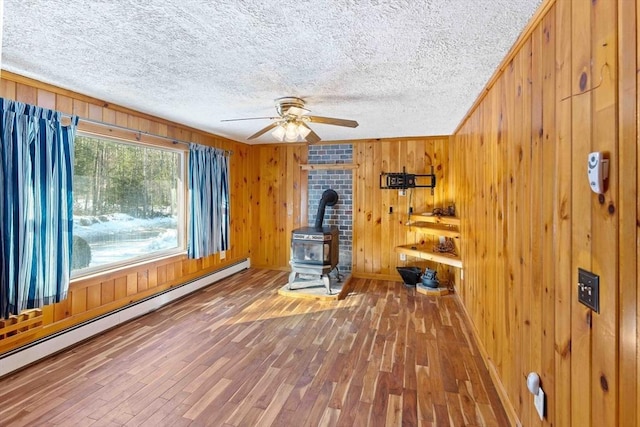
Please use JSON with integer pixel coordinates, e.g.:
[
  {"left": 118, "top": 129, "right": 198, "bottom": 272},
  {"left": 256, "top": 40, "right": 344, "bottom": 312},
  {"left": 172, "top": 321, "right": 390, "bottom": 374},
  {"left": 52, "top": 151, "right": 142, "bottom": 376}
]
[
  {"left": 286, "top": 106, "right": 310, "bottom": 117},
  {"left": 248, "top": 122, "right": 279, "bottom": 140},
  {"left": 300, "top": 123, "right": 321, "bottom": 143},
  {"left": 221, "top": 116, "right": 278, "bottom": 122},
  {"left": 307, "top": 115, "right": 359, "bottom": 128}
]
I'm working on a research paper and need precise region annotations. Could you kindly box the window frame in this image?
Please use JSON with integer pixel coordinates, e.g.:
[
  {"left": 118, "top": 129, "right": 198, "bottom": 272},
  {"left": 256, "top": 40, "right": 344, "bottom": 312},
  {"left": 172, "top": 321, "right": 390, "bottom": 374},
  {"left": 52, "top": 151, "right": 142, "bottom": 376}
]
[{"left": 70, "top": 130, "right": 188, "bottom": 279}]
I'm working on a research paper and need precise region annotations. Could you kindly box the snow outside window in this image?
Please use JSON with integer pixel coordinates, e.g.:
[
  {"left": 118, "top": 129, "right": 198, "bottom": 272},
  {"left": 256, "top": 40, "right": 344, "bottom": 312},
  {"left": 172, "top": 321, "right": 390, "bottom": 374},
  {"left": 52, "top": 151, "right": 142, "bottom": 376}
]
[{"left": 71, "top": 135, "right": 184, "bottom": 275}]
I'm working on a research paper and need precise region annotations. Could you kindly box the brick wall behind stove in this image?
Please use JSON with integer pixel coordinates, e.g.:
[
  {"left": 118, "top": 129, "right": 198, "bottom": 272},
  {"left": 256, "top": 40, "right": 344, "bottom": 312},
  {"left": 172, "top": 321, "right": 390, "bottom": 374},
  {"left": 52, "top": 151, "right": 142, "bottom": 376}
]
[{"left": 307, "top": 145, "right": 353, "bottom": 274}]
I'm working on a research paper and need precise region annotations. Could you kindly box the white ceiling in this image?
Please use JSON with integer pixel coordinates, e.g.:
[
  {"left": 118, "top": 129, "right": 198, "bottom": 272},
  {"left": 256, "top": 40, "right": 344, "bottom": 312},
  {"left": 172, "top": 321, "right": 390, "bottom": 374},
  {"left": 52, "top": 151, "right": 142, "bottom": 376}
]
[{"left": 2, "top": 0, "right": 541, "bottom": 144}]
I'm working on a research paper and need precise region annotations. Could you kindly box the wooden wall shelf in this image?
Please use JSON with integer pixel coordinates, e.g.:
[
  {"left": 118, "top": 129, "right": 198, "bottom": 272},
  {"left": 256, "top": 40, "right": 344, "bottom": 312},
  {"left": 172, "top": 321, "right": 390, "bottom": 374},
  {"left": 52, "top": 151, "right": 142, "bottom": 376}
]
[
  {"left": 395, "top": 244, "right": 462, "bottom": 269},
  {"left": 407, "top": 214, "right": 460, "bottom": 226},
  {"left": 407, "top": 221, "right": 461, "bottom": 239},
  {"left": 300, "top": 163, "right": 359, "bottom": 171},
  {"left": 397, "top": 213, "right": 462, "bottom": 269}
]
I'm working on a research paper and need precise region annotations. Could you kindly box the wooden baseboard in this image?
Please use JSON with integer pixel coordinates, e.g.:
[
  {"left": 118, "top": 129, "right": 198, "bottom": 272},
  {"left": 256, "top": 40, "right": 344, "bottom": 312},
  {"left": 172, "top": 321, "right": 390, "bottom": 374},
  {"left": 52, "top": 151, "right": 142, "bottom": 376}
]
[{"left": 453, "top": 293, "right": 521, "bottom": 426}]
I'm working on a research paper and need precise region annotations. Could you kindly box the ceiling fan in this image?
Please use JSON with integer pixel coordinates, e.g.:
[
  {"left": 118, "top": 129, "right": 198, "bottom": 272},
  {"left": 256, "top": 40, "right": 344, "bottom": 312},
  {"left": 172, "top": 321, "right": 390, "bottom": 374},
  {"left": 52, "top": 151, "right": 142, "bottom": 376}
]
[{"left": 222, "top": 97, "right": 359, "bottom": 143}]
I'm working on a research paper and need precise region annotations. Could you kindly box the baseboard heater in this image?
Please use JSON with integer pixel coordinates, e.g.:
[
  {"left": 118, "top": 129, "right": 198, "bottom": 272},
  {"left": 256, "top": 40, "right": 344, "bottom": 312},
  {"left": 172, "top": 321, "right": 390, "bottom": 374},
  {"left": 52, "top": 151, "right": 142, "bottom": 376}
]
[{"left": 0, "top": 258, "right": 251, "bottom": 378}]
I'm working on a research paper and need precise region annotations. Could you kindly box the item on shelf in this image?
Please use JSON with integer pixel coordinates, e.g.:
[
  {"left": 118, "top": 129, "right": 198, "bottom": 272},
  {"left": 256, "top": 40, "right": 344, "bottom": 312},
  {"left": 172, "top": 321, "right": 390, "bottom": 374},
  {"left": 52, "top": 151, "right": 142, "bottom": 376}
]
[
  {"left": 421, "top": 268, "right": 439, "bottom": 288},
  {"left": 433, "top": 237, "right": 456, "bottom": 255},
  {"left": 432, "top": 204, "right": 456, "bottom": 217},
  {"left": 396, "top": 266, "right": 422, "bottom": 287}
]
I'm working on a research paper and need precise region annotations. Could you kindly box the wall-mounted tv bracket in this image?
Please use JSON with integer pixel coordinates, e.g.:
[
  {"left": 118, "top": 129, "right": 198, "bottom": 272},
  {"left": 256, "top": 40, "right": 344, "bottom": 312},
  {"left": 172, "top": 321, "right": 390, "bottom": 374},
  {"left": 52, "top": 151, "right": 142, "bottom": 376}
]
[{"left": 379, "top": 166, "right": 436, "bottom": 194}]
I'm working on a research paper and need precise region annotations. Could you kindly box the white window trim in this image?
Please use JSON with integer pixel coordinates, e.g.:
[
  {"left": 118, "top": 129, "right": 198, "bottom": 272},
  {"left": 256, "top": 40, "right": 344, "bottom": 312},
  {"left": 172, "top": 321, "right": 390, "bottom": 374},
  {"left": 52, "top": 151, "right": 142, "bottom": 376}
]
[{"left": 70, "top": 131, "right": 187, "bottom": 279}]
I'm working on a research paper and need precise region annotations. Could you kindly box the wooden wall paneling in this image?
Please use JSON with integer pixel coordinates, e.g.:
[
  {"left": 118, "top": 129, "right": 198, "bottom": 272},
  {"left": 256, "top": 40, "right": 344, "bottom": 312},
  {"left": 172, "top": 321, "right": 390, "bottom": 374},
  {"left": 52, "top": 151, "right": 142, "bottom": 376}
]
[
  {"left": 501, "top": 54, "right": 516, "bottom": 412},
  {"left": 100, "top": 279, "right": 116, "bottom": 305},
  {"left": 470, "top": 109, "right": 484, "bottom": 348},
  {"left": 508, "top": 48, "right": 525, "bottom": 418},
  {"left": 71, "top": 288, "right": 87, "bottom": 315},
  {"left": 364, "top": 141, "right": 375, "bottom": 274},
  {"left": 482, "top": 87, "right": 495, "bottom": 368},
  {"left": 37, "top": 89, "right": 56, "bottom": 110},
  {"left": 137, "top": 270, "right": 149, "bottom": 292},
  {"left": 234, "top": 145, "right": 252, "bottom": 258},
  {"left": 590, "top": 1, "right": 618, "bottom": 426},
  {"left": 423, "top": 139, "right": 439, "bottom": 275},
  {"left": 114, "top": 277, "right": 127, "bottom": 301},
  {"left": 0, "top": 79, "right": 17, "bottom": 99},
  {"left": 88, "top": 103, "right": 102, "bottom": 122},
  {"left": 53, "top": 297, "right": 69, "bottom": 322},
  {"left": 452, "top": 2, "right": 640, "bottom": 425},
  {"left": 473, "top": 110, "right": 484, "bottom": 344},
  {"left": 289, "top": 144, "right": 304, "bottom": 268},
  {"left": 349, "top": 137, "right": 448, "bottom": 279},
  {"left": 277, "top": 146, "right": 288, "bottom": 268},
  {"left": 554, "top": 0, "right": 573, "bottom": 425},
  {"left": 16, "top": 83, "right": 36, "bottom": 105},
  {"left": 516, "top": 36, "right": 535, "bottom": 424},
  {"left": 434, "top": 137, "right": 454, "bottom": 284},
  {"left": 486, "top": 80, "right": 499, "bottom": 378},
  {"left": 387, "top": 140, "right": 401, "bottom": 277},
  {"left": 570, "top": 0, "right": 594, "bottom": 424},
  {"left": 248, "top": 144, "right": 306, "bottom": 269},
  {"left": 102, "top": 107, "right": 116, "bottom": 125},
  {"left": 380, "top": 141, "right": 392, "bottom": 274},
  {"left": 617, "top": 1, "right": 640, "bottom": 425},
  {"left": 86, "top": 283, "right": 101, "bottom": 310},
  {"left": 73, "top": 99, "right": 89, "bottom": 117},
  {"left": 496, "top": 72, "right": 509, "bottom": 394},
  {"left": 371, "top": 141, "right": 382, "bottom": 275},
  {"left": 251, "top": 146, "right": 271, "bottom": 267},
  {"left": 407, "top": 139, "right": 422, "bottom": 272},
  {"left": 456, "top": 129, "right": 468, "bottom": 299},
  {"left": 530, "top": 23, "right": 545, "bottom": 427},
  {"left": 283, "top": 146, "right": 294, "bottom": 269},
  {"left": 353, "top": 142, "right": 366, "bottom": 275},
  {"left": 541, "top": 10, "right": 557, "bottom": 426}
]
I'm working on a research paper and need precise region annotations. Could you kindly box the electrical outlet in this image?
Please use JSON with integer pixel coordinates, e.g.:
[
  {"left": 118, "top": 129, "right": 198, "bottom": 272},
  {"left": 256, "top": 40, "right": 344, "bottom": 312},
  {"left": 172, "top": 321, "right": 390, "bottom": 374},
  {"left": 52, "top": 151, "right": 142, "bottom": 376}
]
[
  {"left": 578, "top": 268, "right": 599, "bottom": 312},
  {"left": 534, "top": 387, "right": 545, "bottom": 420},
  {"left": 220, "top": 250, "right": 226, "bottom": 260},
  {"left": 399, "top": 253, "right": 406, "bottom": 261}
]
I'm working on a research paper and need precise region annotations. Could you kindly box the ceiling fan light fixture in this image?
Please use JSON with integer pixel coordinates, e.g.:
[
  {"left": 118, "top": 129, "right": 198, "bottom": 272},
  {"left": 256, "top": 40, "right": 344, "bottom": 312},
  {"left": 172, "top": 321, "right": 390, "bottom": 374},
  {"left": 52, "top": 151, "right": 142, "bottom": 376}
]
[
  {"left": 226, "top": 97, "right": 356, "bottom": 143},
  {"left": 272, "top": 125, "right": 286, "bottom": 141},
  {"left": 284, "top": 121, "right": 300, "bottom": 142}
]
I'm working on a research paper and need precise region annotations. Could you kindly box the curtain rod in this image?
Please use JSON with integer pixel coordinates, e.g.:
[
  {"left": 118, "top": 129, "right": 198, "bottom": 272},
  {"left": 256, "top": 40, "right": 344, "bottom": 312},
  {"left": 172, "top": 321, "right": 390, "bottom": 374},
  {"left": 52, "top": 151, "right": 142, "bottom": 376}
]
[{"left": 63, "top": 114, "right": 233, "bottom": 156}]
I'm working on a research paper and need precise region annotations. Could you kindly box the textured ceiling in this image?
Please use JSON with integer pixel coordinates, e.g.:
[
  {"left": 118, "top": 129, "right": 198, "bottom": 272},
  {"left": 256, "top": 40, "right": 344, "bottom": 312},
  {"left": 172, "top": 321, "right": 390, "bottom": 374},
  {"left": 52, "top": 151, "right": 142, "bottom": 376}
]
[{"left": 2, "top": 0, "right": 541, "bottom": 144}]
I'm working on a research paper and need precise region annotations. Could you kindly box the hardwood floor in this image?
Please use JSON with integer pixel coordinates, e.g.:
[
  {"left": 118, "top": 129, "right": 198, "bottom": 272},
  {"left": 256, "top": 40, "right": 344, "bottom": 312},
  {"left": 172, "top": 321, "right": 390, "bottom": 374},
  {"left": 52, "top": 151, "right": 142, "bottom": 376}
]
[{"left": 0, "top": 269, "right": 508, "bottom": 426}]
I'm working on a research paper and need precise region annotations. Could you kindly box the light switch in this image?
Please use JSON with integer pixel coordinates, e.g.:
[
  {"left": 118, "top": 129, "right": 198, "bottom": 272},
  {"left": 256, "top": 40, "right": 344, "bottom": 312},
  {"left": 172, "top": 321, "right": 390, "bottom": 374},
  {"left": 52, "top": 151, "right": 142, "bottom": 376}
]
[{"left": 578, "top": 268, "right": 599, "bottom": 313}]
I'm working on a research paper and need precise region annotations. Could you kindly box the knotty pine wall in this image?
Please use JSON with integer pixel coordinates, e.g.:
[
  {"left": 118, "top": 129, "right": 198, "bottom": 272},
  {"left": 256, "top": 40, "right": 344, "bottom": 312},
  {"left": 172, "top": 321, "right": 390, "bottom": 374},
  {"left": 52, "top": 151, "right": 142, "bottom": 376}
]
[
  {"left": 248, "top": 143, "right": 308, "bottom": 269},
  {"left": 248, "top": 137, "right": 456, "bottom": 281},
  {"left": 452, "top": 0, "right": 638, "bottom": 426},
  {"left": 352, "top": 137, "right": 455, "bottom": 280},
  {"left": 0, "top": 72, "right": 252, "bottom": 354}
]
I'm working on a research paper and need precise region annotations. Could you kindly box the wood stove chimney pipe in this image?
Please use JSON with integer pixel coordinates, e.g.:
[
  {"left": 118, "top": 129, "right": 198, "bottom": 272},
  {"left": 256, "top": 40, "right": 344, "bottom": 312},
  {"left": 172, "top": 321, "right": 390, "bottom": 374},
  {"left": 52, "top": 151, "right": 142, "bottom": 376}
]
[{"left": 314, "top": 189, "right": 338, "bottom": 229}]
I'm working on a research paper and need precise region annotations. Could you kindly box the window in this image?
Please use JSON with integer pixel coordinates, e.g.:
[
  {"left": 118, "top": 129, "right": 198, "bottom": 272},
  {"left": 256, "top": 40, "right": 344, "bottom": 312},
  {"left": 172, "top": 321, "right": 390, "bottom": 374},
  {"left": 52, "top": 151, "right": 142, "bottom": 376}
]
[{"left": 72, "top": 134, "right": 184, "bottom": 275}]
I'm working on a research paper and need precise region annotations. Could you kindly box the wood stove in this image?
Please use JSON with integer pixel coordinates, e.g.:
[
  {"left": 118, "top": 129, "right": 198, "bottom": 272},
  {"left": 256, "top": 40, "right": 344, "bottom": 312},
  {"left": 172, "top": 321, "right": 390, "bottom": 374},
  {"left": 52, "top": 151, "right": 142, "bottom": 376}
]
[{"left": 288, "top": 189, "right": 341, "bottom": 294}]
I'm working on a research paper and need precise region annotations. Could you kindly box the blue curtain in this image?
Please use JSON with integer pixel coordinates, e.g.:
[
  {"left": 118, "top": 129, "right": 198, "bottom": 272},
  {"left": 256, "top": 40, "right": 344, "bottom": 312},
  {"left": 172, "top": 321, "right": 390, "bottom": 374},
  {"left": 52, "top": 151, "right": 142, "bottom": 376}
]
[
  {"left": 188, "top": 144, "right": 230, "bottom": 259},
  {"left": 0, "top": 98, "right": 78, "bottom": 319}
]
